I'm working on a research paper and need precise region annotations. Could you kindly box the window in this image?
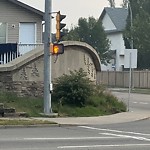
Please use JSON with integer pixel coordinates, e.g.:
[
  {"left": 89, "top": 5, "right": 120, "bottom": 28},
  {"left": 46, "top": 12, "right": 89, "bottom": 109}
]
[{"left": 0, "top": 23, "right": 7, "bottom": 43}]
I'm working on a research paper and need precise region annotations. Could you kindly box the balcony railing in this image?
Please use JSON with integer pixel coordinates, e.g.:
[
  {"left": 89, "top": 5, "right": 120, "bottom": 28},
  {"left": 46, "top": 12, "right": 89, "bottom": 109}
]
[
  {"left": 18, "top": 43, "right": 43, "bottom": 55},
  {"left": 0, "top": 43, "right": 43, "bottom": 64}
]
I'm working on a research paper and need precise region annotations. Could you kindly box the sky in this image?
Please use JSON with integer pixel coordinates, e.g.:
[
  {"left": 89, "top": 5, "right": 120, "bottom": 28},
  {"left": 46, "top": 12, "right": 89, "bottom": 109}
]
[{"left": 19, "top": 0, "right": 123, "bottom": 32}]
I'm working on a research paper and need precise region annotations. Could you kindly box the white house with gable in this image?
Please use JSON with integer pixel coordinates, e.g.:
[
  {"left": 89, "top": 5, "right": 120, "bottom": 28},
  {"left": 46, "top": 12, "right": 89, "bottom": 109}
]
[{"left": 100, "top": 7, "right": 128, "bottom": 71}]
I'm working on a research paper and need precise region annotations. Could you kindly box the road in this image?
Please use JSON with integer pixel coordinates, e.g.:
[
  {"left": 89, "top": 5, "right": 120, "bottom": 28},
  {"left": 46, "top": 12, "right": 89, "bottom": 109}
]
[
  {"left": 0, "top": 91, "right": 149, "bottom": 150},
  {"left": 0, "top": 120, "right": 150, "bottom": 150},
  {"left": 112, "top": 91, "right": 150, "bottom": 112}
]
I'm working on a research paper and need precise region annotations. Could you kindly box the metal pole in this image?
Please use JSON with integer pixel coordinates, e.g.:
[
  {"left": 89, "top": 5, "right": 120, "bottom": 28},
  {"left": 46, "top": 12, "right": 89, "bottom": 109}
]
[
  {"left": 128, "top": 2, "right": 133, "bottom": 49},
  {"left": 128, "top": 1, "right": 134, "bottom": 89},
  {"left": 44, "top": 0, "right": 52, "bottom": 114},
  {"left": 128, "top": 52, "right": 132, "bottom": 112}
]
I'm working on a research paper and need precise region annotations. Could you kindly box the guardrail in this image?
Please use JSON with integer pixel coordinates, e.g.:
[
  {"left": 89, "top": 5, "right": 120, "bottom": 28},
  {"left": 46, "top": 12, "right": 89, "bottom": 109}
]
[{"left": 0, "top": 43, "right": 43, "bottom": 64}]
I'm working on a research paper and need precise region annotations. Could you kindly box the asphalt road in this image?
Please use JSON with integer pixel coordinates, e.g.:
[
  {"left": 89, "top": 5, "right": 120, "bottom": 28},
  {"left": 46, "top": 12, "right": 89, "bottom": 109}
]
[
  {"left": 0, "top": 91, "right": 149, "bottom": 150},
  {"left": 0, "top": 119, "right": 150, "bottom": 150},
  {"left": 111, "top": 91, "right": 150, "bottom": 112}
]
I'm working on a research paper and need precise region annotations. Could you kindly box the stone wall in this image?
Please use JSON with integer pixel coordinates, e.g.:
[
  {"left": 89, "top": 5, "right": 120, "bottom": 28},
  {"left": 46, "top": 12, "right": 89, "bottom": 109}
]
[{"left": 0, "top": 41, "right": 101, "bottom": 97}]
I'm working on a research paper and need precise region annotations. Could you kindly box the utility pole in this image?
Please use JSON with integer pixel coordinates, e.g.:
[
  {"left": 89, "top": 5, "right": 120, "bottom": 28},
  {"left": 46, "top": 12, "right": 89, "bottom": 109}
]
[
  {"left": 128, "top": 1, "right": 134, "bottom": 89},
  {"left": 44, "top": 0, "right": 52, "bottom": 114}
]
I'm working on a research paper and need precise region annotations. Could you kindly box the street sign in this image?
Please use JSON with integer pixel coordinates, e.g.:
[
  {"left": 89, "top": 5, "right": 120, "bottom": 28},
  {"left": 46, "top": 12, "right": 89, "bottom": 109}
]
[{"left": 124, "top": 49, "right": 137, "bottom": 69}]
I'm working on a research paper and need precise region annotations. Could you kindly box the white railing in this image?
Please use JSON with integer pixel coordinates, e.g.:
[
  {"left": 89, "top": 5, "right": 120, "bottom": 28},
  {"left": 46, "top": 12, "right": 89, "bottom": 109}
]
[
  {"left": 18, "top": 43, "right": 43, "bottom": 55},
  {"left": 0, "top": 43, "right": 43, "bottom": 64},
  {"left": 0, "top": 50, "right": 18, "bottom": 64}
]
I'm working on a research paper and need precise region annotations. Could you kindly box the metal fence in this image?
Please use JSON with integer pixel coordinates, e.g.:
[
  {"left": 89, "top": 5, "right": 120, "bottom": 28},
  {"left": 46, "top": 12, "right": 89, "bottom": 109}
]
[
  {"left": 0, "top": 43, "right": 43, "bottom": 64},
  {"left": 97, "top": 71, "right": 150, "bottom": 88}
]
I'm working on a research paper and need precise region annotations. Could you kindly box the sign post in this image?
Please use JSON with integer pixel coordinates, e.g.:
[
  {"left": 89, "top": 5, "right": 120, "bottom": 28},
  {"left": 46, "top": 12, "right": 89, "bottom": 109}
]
[{"left": 124, "top": 49, "right": 137, "bottom": 111}]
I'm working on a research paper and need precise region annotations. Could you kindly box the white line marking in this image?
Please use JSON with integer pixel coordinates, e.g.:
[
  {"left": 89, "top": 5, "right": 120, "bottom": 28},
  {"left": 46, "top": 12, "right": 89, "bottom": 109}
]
[
  {"left": 24, "top": 136, "right": 120, "bottom": 141},
  {"left": 139, "top": 102, "right": 149, "bottom": 105},
  {"left": 79, "top": 126, "right": 150, "bottom": 136},
  {"left": 133, "top": 102, "right": 149, "bottom": 105},
  {"left": 58, "top": 144, "right": 150, "bottom": 149},
  {"left": 102, "top": 133, "right": 150, "bottom": 141}
]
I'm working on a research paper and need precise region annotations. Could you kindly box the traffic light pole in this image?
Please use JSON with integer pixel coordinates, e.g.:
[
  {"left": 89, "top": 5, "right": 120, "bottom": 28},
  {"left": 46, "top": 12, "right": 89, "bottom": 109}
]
[{"left": 44, "top": 0, "right": 52, "bottom": 114}]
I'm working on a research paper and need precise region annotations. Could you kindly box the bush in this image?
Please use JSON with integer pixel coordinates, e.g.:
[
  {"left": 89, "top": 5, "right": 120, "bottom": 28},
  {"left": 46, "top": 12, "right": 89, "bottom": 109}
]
[
  {"left": 52, "top": 69, "right": 126, "bottom": 116},
  {"left": 52, "top": 68, "right": 94, "bottom": 107}
]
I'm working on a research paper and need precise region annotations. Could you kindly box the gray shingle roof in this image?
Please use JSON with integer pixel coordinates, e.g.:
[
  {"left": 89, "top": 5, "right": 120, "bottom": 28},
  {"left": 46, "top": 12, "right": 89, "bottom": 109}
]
[{"left": 100, "top": 7, "right": 128, "bottom": 32}]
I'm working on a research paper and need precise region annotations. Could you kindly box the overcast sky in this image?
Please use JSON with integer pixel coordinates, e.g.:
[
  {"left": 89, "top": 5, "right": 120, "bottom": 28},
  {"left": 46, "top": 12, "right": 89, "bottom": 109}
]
[{"left": 19, "top": 0, "right": 123, "bottom": 32}]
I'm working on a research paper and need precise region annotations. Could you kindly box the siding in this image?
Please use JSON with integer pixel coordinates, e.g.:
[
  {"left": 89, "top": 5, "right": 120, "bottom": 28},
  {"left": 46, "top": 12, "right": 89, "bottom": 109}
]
[{"left": 0, "top": 0, "right": 43, "bottom": 43}]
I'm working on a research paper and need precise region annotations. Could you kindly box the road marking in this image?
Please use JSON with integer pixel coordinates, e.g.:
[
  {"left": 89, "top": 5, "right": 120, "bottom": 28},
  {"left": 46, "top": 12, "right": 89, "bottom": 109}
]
[
  {"left": 58, "top": 143, "right": 150, "bottom": 149},
  {"left": 24, "top": 136, "right": 120, "bottom": 141},
  {"left": 79, "top": 126, "right": 150, "bottom": 136},
  {"left": 133, "top": 101, "right": 149, "bottom": 105},
  {"left": 139, "top": 102, "right": 149, "bottom": 105},
  {"left": 102, "top": 133, "right": 150, "bottom": 141}
]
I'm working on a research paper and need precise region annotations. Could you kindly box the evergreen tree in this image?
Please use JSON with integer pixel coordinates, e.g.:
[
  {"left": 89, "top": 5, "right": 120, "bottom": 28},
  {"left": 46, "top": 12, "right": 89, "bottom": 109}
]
[
  {"left": 63, "top": 17, "right": 110, "bottom": 64},
  {"left": 123, "top": 0, "right": 150, "bottom": 69}
]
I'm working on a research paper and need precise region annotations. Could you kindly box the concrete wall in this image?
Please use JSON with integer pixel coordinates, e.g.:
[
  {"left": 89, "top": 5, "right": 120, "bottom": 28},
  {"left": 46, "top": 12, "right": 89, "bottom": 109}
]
[
  {"left": 0, "top": 41, "right": 101, "bottom": 97},
  {"left": 0, "top": 0, "right": 43, "bottom": 43}
]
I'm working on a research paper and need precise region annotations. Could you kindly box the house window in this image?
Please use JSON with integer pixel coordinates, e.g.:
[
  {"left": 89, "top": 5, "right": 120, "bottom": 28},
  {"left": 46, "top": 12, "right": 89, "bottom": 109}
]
[{"left": 0, "top": 23, "right": 7, "bottom": 43}]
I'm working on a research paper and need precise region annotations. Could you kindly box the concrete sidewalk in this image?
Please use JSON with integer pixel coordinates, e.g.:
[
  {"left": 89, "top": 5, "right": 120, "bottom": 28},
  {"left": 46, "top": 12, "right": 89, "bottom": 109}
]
[{"left": 33, "top": 110, "right": 150, "bottom": 125}]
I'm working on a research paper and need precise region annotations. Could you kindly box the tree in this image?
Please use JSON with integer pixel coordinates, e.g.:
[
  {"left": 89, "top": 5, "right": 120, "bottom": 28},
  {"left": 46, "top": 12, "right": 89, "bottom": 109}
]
[
  {"left": 123, "top": 0, "right": 150, "bottom": 69},
  {"left": 122, "top": 0, "right": 128, "bottom": 8},
  {"left": 108, "top": 0, "right": 115, "bottom": 8},
  {"left": 63, "top": 17, "right": 110, "bottom": 64}
]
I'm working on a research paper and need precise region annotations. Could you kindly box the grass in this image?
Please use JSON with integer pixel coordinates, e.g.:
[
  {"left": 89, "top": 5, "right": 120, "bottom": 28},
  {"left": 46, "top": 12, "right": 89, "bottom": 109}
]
[
  {"left": 110, "top": 87, "right": 150, "bottom": 94},
  {"left": 54, "top": 92, "right": 126, "bottom": 117},
  {"left": 0, "top": 91, "right": 126, "bottom": 118},
  {"left": 0, "top": 119, "right": 56, "bottom": 126},
  {"left": 0, "top": 92, "right": 43, "bottom": 117},
  {"left": 131, "top": 88, "right": 150, "bottom": 94}
]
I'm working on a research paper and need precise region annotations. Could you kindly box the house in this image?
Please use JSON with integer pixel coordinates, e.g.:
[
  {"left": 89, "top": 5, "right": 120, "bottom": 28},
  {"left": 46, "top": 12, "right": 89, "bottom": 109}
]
[
  {"left": 100, "top": 7, "right": 128, "bottom": 71},
  {"left": 0, "top": 0, "right": 44, "bottom": 63}
]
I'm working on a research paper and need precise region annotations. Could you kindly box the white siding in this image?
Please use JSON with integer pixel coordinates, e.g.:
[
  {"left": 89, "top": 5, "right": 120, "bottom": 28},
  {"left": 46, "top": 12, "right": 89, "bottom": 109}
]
[
  {"left": 101, "top": 13, "right": 126, "bottom": 71},
  {"left": 108, "top": 33, "right": 125, "bottom": 54},
  {"left": 102, "top": 13, "right": 116, "bottom": 31}
]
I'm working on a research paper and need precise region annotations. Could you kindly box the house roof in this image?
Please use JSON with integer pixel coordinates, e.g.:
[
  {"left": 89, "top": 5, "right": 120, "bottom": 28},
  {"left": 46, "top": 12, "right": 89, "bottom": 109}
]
[
  {"left": 100, "top": 7, "right": 128, "bottom": 32},
  {"left": 8, "top": 0, "right": 44, "bottom": 19}
]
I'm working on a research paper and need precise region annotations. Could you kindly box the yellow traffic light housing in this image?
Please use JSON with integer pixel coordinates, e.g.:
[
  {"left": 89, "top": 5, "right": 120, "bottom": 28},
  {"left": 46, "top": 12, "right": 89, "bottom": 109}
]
[
  {"left": 50, "top": 43, "right": 64, "bottom": 55},
  {"left": 56, "top": 11, "right": 66, "bottom": 41}
]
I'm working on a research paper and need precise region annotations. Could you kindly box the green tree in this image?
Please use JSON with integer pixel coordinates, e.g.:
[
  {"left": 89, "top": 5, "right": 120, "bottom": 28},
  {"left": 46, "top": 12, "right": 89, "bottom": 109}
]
[
  {"left": 108, "top": 0, "right": 115, "bottom": 8},
  {"left": 63, "top": 17, "right": 110, "bottom": 64},
  {"left": 123, "top": 0, "right": 150, "bottom": 69}
]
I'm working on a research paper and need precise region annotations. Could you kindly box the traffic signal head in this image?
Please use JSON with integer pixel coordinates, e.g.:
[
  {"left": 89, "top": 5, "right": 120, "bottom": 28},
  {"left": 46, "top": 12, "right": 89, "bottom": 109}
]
[
  {"left": 50, "top": 43, "right": 64, "bottom": 55},
  {"left": 56, "top": 11, "right": 66, "bottom": 41}
]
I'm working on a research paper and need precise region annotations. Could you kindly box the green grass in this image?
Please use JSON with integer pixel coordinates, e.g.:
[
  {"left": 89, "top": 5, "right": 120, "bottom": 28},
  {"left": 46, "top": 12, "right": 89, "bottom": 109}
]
[
  {"left": 110, "top": 88, "right": 150, "bottom": 94},
  {"left": 0, "top": 91, "right": 126, "bottom": 118},
  {"left": 54, "top": 92, "right": 126, "bottom": 117},
  {"left": 0, "top": 92, "right": 43, "bottom": 117},
  {"left": 0, "top": 119, "right": 56, "bottom": 126},
  {"left": 131, "top": 88, "right": 150, "bottom": 94}
]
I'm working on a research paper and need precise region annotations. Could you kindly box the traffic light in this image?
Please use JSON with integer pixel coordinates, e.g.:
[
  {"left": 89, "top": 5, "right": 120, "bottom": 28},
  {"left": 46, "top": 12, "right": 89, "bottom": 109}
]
[
  {"left": 56, "top": 11, "right": 66, "bottom": 41},
  {"left": 50, "top": 43, "right": 64, "bottom": 55}
]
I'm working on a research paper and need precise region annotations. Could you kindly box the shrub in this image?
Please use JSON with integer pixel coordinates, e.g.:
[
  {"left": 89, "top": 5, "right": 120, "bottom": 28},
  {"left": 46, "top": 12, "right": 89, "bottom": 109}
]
[
  {"left": 52, "top": 69, "right": 126, "bottom": 116},
  {"left": 52, "top": 68, "right": 94, "bottom": 107}
]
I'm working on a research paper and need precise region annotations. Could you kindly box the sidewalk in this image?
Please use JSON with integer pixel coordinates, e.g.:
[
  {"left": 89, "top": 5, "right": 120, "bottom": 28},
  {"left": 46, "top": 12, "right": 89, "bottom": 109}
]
[
  {"left": 33, "top": 110, "right": 150, "bottom": 125},
  {"left": 33, "top": 90, "right": 150, "bottom": 126}
]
